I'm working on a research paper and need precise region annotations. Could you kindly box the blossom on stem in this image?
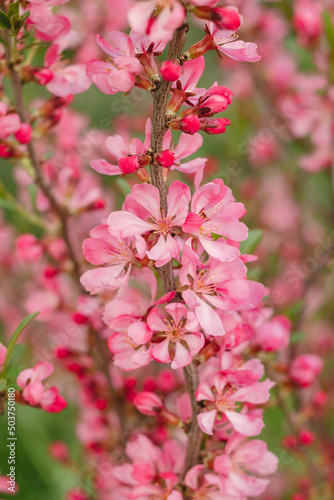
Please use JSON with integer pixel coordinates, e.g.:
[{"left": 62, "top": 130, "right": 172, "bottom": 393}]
[
  {"left": 195, "top": 370, "right": 274, "bottom": 436},
  {"left": 108, "top": 181, "right": 191, "bottom": 267},
  {"left": 148, "top": 303, "right": 205, "bottom": 369},
  {"left": 17, "top": 361, "right": 67, "bottom": 412},
  {"left": 213, "top": 434, "right": 279, "bottom": 497}
]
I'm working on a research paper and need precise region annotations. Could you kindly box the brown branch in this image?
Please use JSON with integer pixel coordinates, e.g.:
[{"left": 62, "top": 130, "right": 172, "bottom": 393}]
[
  {"left": 5, "top": 53, "right": 82, "bottom": 282},
  {"left": 149, "top": 23, "right": 203, "bottom": 474}
]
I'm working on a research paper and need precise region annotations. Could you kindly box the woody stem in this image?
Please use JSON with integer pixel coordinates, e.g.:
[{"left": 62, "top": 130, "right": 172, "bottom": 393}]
[{"left": 150, "top": 22, "right": 203, "bottom": 477}]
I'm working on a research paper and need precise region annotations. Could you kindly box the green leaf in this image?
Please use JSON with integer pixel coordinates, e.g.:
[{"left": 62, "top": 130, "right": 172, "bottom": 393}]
[
  {"left": 0, "top": 9, "right": 11, "bottom": 29},
  {"left": 212, "top": 233, "right": 223, "bottom": 241},
  {"left": 6, "top": 344, "right": 25, "bottom": 375},
  {"left": 116, "top": 177, "right": 131, "bottom": 196},
  {"left": 10, "top": 10, "right": 30, "bottom": 33},
  {"left": 8, "top": 1, "right": 19, "bottom": 18},
  {"left": 0, "top": 312, "right": 39, "bottom": 378},
  {"left": 0, "top": 379, "right": 7, "bottom": 392},
  {"left": 290, "top": 332, "right": 305, "bottom": 345},
  {"left": 240, "top": 229, "right": 263, "bottom": 255}
]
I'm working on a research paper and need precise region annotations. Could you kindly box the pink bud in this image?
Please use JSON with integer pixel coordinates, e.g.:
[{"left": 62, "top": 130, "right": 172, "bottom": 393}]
[
  {"left": 202, "top": 118, "right": 231, "bottom": 135},
  {"left": 161, "top": 60, "right": 181, "bottom": 82},
  {"left": 33, "top": 68, "right": 54, "bottom": 85},
  {"left": 55, "top": 347, "right": 72, "bottom": 359},
  {"left": 214, "top": 7, "right": 242, "bottom": 31},
  {"left": 90, "top": 198, "right": 106, "bottom": 210},
  {"left": 134, "top": 391, "right": 163, "bottom": 416},
  {"left": 290, "top": 354, "right": 323, "bottom": 387},
  {"left": 118, "top": 155, "right": 140, "bottom": 174},
  {"left": 180, "top": 115, "right": 201, "bottom": 134},
  {"left": 49, "top": 441, "right": 70, "bottom": 463},
  {"left": 15, "top": 123, "right": 32, "bottom": 144},
  {"left": 44, "top": 266, "right": 59, "bottom": 278},
  {"left": 298, "top": 429, "right": 314, "bottom": 445},
  {"left": 156, "top": 150, "right": 175, "bottom": 167},
  {"left": 72, "top": 312, "right": 89, "bottom": 324},
  {"left": 0, "top": 144, "right": 13, "bottom": 158}
]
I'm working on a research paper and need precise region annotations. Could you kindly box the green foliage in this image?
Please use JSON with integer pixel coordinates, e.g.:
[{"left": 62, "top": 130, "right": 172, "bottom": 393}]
[
  {"left": 0, "top": 9, "right": 11, "bottom": 29},
  {"left": 0, "top": 312, "right": 39, "bottom": 379},
  {"left": 240, "top": 229, "right": 263, "bottom": 255}
]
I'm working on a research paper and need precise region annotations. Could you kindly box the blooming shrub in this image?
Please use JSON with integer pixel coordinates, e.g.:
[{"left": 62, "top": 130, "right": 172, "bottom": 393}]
[{"left": 0, "top": 0, "right": 333, "bottom": 499}]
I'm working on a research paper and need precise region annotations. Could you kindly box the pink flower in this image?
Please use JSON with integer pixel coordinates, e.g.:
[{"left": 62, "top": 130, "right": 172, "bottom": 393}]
[
  {"left": 90, "top": 121, "right": 150, "bottom": 177},
  {"left": 108, "top": 181, "right": 191, "bottom": 267},
  {"left": 196, "top": 371, "right": 273, "bottom": 436},
  {"left": 289, "top": 354, "right": 323, "bottom": 387},
  {"left": 161, "top": 129, "right": 207, "bottom": 188},
  {"left": 148, "top": 303, "right": 205, "bottom": 369},
  {"left": 15, "top": 234, "right": 43, "bottom": 262},
  {"left": 17, "top": 361, "right": 67, "bottom": 412},
  {"left": 186, "top": 23, "right": 261, "bottom": 63},
  {"left": 214, "top": 434, "right": 278, "bottom": 497},
  {"left": 182, "top": 178, "right": 248, "bottom": 261},
  {"left": 128, "top": 0, "right": 186, "bottom": 43},
  {"left": 114, "top": 434, "right": 185, "bottom": 498},
  {"left": 180, "top": 246, "right": 264, "bottom": 337},
  {"left": 86, "top": 31, "right": 143, "bottom": 95},
  {"left": 45, "top": 41, "right": 92, "bottom": 97},
  {"left": 0, "top": 104, "right": 21, "bottom": 140},
  {"left": 27, "top": 5, "right": 71, "bottom": 42},
  {"left": 80, "top": 224, "right": 134, "bottom": 294},
  {"left": 254, "top": 315, "right": 291, "bottom": 352},
  {"left": 208, "top": 23, "right": 261, "bottom": 62}
]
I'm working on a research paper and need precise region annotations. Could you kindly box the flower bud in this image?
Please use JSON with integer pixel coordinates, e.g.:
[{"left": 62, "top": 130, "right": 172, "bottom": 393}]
[
  {"left": 192, "top": 6, "right": 241, "bottom": 32},
  {"left": 298, "top": 429, "right": 315, "bottom": 446},
  {"left": 14, "top": 123, "right": 32, "bottom": 144},
  {"left": 201, "top": 117, "right": 231, "bottom": 135},
  {"left": 161, "top": 60, "right": 181, "bottom": 82},
  {"left": 169, "top": 115, "right": 201, "bottom": 134},
  {"left": 22, "top": 66, "right": 54, "bottom": 85},
  {"left": 134, "top": 391, "right": 163, "bottom": 416},
  {"left": 118, "top": 155, "right": 140, "bottom": 174},
  {"left": 156, "top": 150, "right": 175, "bottom": 167}
]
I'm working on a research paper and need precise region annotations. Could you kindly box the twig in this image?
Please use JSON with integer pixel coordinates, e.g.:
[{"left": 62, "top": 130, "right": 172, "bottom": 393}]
[{"left": 150, "top": 23, "right": 203, "bottom": 473}]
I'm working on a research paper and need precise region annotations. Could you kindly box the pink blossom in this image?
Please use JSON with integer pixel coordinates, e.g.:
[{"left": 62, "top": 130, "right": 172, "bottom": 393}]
[
  {"left": 289, "top": 354, "right": 323, "bottom": 387},
  {"left": 27, "top": 5, "right": 71, "bottom": 42},
  {"left": 148, "top": 303, "right": 205, "bottom": 369},
  {"left": 196, "top": 371, "right": 273, "bottom": 436},
  {"left": 86, "top": 31, "right": 143, "bottom": 95},
  {"left": 182, "top": 178, "right": 248, "bottom": 261},
  {"left": 45, "top": 42, "right": 92, "bottom": 97},
  {"left": 254, "top": 315, "right": 291, "bottom": 352},
  {"left": 128, "top": 0, "right": 186, "bottom": 43},
  {"left": 17, "top": 361, "right": 67, "bottom": 412},
  {"left": 91, "top": 121, "right": 150, "bottom": 177},
  {"left": 108, "top": 181, "right": 191, "bottom": 267},
  {"left": 15, "top": 234, "right": 43, "bottom": 262},
  {"left": 80, "top": 224, "right": 134, "bottom": 294},
  {"left": 214, "top": 434, "right": 278, "bottom": 497},
  {"left": 181, "top": 250, "right": 264, "bottom": 336},
  {"left": 161, "top": 60, "right": 181, "bottom": 81}
]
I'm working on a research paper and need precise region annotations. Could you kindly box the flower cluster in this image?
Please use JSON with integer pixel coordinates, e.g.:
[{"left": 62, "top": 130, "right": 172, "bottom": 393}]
[{"left": 0, "top": 0, "right": 331, "bottom": 499}]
